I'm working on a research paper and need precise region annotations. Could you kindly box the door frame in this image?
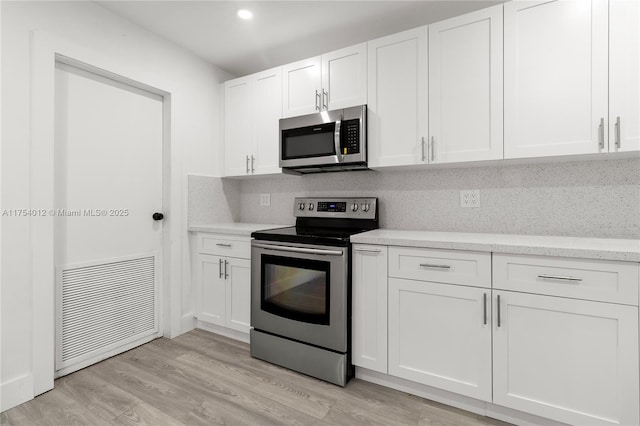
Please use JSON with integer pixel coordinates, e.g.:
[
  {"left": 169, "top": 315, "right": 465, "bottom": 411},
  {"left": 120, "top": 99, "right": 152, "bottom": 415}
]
[{"left": 30, "top": 30, "right": 178, "bottom": 396}]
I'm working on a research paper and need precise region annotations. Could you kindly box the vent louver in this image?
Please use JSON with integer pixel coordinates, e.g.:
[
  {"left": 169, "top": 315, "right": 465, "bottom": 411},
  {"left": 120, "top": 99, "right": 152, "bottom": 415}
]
[{"left": 57, "top": 255, "right": 157, "bottom": 371}]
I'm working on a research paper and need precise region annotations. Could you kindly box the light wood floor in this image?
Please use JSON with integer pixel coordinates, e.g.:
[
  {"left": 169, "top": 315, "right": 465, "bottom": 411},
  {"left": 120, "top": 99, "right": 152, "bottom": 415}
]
[{"left": 1, "top": 329, "right": 511, "bottom": 426}]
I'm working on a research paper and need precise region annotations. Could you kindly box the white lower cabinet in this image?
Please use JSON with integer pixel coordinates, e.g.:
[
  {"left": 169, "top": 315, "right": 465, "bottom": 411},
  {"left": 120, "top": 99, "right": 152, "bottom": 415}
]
[
  {"left": 198, "top": 254, "right": 226, "bottom": 326},
  {"left": 352, "top": 243, "right": 640, "bottom": 426},
  {"left": 197, "top": 254, "right": 251, "bottom": 334},
  {"left": 195, "top": 233, "right": 252, "bottom": 335},
  {"left": 352, "top": 244, "right": 388, "bottom": 373},
  {"left": 388, "top": 278, "right": 492, "bottom": 402},
  {"left": 493, "top": 290, "right": 639, "bottom": 426},
  {"left": 224, "top": 257, "right": 251, "bottom": 333}
]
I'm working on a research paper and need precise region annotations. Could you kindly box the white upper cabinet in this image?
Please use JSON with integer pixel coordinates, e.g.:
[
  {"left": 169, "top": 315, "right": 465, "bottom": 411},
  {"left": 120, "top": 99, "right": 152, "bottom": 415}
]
[
  {"left": 322, "top": 44, "right": 367, "bottom": 110},
  {"left": 224, "top": 77, "right": 253, "bottom": 176},
  {"left": 282, "top": 43, "right": 367, "bottom": 118},
  {"left": 252, "top": 68, "right": 282, "bottom": 175},
  {"left": 428, "top": 5, "right": 503, "bottom": 163},
  {"left": 504, "top": 0, "right": 609, "bottom": 158},
  {"left": 367, "top": 27, "right": 428, "bottom": 168},
  {"left": 281, "top": 56, "right": 322, "bottom": 118},
  {"left": 224, "top": 67, "right": 282, "bottom": 177},
  {"left": 609, "top": 0, "right": 640, "bottom": 152}
]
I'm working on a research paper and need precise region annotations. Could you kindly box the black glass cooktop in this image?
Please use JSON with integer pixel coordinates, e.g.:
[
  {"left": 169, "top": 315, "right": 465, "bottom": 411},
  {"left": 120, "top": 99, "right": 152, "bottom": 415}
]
[{"left": 252, "top": 226, "right": 372, "bottom": 247}]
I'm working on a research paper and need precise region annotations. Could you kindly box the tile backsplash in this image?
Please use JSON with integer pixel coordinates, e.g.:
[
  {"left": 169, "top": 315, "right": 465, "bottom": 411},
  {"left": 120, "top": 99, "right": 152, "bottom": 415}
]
[
  {"left": 236, "top": 158, "right": 640, "bottom": 239},
  {"left": 188, "top": 175, "right": 240, "bottom": 224}
]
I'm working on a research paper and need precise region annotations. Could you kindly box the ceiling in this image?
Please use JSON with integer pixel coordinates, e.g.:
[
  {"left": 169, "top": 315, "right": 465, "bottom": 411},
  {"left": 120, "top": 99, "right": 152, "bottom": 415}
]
[{"left": 96, "top": 1, "right": 504, "bottom": 77}]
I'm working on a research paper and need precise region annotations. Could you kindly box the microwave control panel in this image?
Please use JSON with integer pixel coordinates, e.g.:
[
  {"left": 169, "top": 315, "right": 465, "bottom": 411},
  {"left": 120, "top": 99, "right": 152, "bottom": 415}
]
[{"left": 341, "top": 119, "right": 360, "bottom": 155}]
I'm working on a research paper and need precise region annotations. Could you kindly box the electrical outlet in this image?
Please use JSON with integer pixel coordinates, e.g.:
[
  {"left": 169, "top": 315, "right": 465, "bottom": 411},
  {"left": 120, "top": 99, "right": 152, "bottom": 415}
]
[
  {"left": 259, "top": 194, "right": 271, "bottom": 207},
  {"left": 460, "top": 190, "right": 480, "bottom": 208}
]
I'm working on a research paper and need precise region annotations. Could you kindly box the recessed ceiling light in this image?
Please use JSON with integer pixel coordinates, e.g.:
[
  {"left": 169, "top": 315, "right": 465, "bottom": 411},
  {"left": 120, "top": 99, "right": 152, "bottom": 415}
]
[{"left": 237, "top": 9, "right": 253, "bottom": 20}]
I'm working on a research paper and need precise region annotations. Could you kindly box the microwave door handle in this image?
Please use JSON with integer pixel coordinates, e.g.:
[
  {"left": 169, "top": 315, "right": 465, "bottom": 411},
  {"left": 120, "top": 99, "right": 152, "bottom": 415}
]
[{"left": 334, "top": 116, "right": 343, "bottom": 162}]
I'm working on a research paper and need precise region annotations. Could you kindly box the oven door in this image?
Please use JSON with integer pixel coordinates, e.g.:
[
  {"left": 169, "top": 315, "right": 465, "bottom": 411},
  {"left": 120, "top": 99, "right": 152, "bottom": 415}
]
[{"left": 251, "top": 240, "right": 349, "bottom": 352}]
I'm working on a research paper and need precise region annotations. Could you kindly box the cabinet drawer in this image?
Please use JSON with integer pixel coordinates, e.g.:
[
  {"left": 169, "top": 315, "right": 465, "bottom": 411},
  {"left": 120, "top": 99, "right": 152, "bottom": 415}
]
[
  {"left": 493, "top": 254, "right": 639, "bottom": 306},
  {"left": 388, "top": 247, "right": 491, "bottom": 288},
  {"left": 197, "top": 234, "right": 250, "bottom": 258}
]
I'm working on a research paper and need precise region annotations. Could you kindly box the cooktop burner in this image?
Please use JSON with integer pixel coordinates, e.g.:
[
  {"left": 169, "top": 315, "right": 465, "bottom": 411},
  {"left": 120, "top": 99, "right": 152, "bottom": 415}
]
[{"left": 251, "top": 197, "right": 378, "bottom": 247}]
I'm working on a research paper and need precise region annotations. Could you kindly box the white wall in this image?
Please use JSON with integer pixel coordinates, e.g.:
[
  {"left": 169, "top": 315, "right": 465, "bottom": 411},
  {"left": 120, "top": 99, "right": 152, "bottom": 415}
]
[
  {"left": 238, "top": 158, "right": 640, "bottom": 239},
  {"left": 0, "top": 1, "right": 231, "bottom": 411}
]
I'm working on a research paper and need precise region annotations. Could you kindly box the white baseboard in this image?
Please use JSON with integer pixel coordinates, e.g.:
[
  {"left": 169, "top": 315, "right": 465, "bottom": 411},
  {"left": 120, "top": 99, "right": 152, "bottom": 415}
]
[
  {"left": 196, "top": 321, "right": 249, "bottom": 343},
  {"left": 355, "top": 367, "right": 566, "bottom": 426},
  {"left": 1, "top": 374, "right": 34, "bottom": 412},
  {"left": 181, "top": 313, "right": 196, "bottom": 334}
]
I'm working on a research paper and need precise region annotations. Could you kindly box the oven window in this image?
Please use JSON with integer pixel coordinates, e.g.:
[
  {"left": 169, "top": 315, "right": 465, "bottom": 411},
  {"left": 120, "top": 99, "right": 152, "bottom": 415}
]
[
  {"left": 261, "top": 255, "right": 330, "bottom": 325},
  {"left": 282, "top": 122, "right": 336, "bottom": 159}
]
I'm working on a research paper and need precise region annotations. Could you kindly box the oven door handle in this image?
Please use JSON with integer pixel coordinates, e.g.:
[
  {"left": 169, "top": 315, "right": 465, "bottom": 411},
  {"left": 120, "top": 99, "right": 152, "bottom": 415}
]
[{"left": 252, "top": 242, "right": 344, "bottom": 257}]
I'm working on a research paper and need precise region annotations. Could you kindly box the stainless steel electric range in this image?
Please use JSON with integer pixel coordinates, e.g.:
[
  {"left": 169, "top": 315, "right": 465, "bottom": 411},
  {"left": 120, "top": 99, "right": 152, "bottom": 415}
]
[{"left": 250, "top": 197, "right": 378, "bottom": 386}]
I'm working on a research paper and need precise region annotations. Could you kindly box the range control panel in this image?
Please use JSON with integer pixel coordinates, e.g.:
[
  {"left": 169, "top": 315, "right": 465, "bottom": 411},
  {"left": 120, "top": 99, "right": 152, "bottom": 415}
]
[{"left": 293, "top": 197, "right": 377, "bottom": 220}]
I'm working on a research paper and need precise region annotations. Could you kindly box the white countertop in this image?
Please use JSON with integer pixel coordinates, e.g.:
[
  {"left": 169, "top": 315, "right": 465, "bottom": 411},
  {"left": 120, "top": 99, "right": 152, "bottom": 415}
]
[
  {"left": 188, "top": 223, "right": 288, "bottom": 236},
  {"left": 351, "top": 230, "right": 640, "bottom": 262}
]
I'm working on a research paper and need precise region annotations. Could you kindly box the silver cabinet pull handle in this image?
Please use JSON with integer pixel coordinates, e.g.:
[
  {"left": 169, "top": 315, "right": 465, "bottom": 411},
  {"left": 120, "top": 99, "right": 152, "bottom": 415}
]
[
  {"left": 322, "top": 89, "right": 328, "bottom": 110},
  {"left": 219, "top": 259, "right": 223, "bottom": 279},
  {"left": 483, "top": 293, "right": 487, "bottom": 325},
  {"left": 251, "top": 155, "right": 255, "bottom": 173},
  {"left": 224, "top": 260, "right": 229, "bottom": 279},
  {"left": 497, "top": 294, "right": 501, "bottom": 327},
  {"left": 419, "top": 263, "right": 451, "bottom": 269},
  {"left": 421, "top": 137, "right": 426, "bottom": 161},
  {"left": 615, "top": 116, "right": 621, "bottom": 149},
  {"left": 538, "top": 274, "right": 582, "bottom": 282},
  {"left": 430, "top": 136, "right": 435, "bottom": 161},
  {"left": 245, "top": 155, "right": 250, "bottom": 174},
  {"left": 315, "top": 90, "right": 321, "bottom": 111},
  {"left": 216, "top": 243, "right": 232, "bottom": 248},
  {"left": 354, "top": 248, "right": 381, "bottom": 253},
  {"left": 598, "top": 117, "right": 605, "bottom": 150}
]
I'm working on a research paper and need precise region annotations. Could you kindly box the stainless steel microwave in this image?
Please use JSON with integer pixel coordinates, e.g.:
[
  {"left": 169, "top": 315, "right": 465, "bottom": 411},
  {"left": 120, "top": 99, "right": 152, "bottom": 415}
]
[{"left": 279, "top": 105, "right": 367, "bottom": 174}]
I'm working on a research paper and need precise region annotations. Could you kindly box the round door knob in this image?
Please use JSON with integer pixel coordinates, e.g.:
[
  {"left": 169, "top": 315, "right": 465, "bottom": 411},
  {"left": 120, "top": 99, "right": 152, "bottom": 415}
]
[{"left": 152, "top": 212, "right": 164, "bottom": 221}]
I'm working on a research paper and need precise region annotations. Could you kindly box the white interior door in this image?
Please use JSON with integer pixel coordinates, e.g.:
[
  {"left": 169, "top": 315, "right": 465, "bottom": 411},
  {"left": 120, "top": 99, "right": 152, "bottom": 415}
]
[{"left": 54, "top": 62, "right": 163, "bottom": 376}]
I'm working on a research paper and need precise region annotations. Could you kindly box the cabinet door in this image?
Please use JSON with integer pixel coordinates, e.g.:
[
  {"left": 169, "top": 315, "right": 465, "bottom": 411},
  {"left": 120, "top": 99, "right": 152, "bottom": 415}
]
[
  {"left": 352, "top": 245, "right": 388, "bottom": 373},
  {"left": 252, "top": 67, "right": 282, "bottom": 175},
  {"left": 493, "top": 290, "right": 639, "bottom": 426},
  {"left": 224, "top": 77, "right": 253, "bottom": 176},
  {"left": 429, "top": 5, "right": 503, "bottom": 163},
  {"left": 367, "top": 27, "right": 428, "bottom": 168},
  {"left": 504, "top": 0, "right": 608, "bottom": 158},
  {"left": 225, "top": 257, "right": 251, "bottom": 333},
  {"left": 282, "top": 56, "right": 322, "bottom": 118},
  {"left": 197, "top": 254, "right": 226, "bottom": 326},
  {"left": 609, "top": 0, "right": 640, "bottom": 152},
  {"left": 388, "top": 278, "right": 492, "bottom": 401},
  {"left": 322, "top": 43, "right": 367, "bottom": 110}
]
